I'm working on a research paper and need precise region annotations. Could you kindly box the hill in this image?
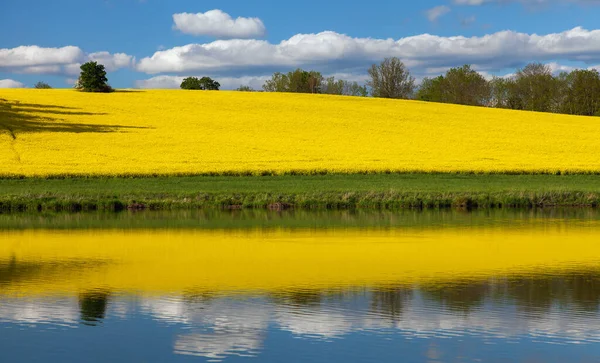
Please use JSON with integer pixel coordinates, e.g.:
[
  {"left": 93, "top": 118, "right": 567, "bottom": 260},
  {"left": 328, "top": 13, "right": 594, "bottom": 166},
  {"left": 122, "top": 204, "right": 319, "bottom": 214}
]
[{"left": 1, "top": 89, "right": 599, "bottom": 177}]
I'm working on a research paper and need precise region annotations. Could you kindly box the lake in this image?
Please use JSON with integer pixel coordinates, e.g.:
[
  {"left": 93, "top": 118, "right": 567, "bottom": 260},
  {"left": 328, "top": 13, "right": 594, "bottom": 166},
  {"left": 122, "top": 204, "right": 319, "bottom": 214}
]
[{"left": 1, "top": 209, "right": 600, "bottom": 362}]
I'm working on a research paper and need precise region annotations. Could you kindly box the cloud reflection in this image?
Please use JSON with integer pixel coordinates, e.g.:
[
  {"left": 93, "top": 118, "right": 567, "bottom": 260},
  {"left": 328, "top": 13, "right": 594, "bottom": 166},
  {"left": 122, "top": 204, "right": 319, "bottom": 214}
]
[{"left": 1, "top": 274, "right": 600, "bottom": 361}]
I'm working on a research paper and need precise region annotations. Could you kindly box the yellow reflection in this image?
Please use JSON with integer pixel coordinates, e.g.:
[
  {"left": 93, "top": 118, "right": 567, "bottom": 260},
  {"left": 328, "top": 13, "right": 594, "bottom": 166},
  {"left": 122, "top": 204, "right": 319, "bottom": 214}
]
[{"left": 2, "top": 225, "right": 600, "bottom": 296}]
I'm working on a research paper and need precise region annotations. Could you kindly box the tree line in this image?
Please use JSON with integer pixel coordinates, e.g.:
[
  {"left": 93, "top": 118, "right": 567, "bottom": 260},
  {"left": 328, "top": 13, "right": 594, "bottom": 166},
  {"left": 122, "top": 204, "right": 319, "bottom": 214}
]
[
  {"left": 417, "top": 62, "right": 600, "bottom": 116},
  {"left": 259, "top": 58, "right": 600, "bottom": 117},
  {"left": 261, "top": 69, "right": 368, "bottom": 96},
  {"left": 34, "top": 58, "right": 600, "bottom": 117}
]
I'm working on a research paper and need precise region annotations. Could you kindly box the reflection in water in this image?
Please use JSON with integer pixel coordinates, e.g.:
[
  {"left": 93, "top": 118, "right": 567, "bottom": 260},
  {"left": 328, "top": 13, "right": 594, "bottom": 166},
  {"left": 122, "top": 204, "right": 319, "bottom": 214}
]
[
  {"left": 370, "top": 287, "right": 413, "bottom": 323},
  {"left": 2, "top": 273, "right": 600, "bottom": 360},
  {"left": 1, "top": 211, "right": 600, "bottom": 362},
  {"left": 79, "top": 291, "right": 110, "bottom": 326}
]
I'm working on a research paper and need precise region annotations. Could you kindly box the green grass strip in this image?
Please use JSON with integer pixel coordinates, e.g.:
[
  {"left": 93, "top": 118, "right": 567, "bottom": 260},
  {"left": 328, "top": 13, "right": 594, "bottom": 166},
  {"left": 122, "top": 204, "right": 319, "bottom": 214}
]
[{"left": 1, "top": 174, "right": 599, "bottom": 212}]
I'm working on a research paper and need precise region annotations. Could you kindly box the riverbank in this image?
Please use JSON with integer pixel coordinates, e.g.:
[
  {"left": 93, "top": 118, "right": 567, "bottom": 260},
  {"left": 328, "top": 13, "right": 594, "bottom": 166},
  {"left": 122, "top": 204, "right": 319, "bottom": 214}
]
[{"left": 1, "top": 174, "right": 600, "bottom": 212}]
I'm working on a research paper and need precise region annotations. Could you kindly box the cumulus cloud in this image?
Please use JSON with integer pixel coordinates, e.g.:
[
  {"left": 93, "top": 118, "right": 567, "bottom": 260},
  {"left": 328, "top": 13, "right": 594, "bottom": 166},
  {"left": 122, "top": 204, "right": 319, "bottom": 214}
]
[
  {"left": 426, "top": 6, "right": 451, "bottom": 22},
  {"left": 89, "top": 52, "right": 135, "bottom": 71},
  {"left": 0, "top": 45, "right": 134, "bottom": 76},
  {"left": 0, "top": 79, "right": 25, "bottom": 88},
  {"left": 136, "top": 27, "right": 600, "bottom": 77},
  {"left": 173, "top": 9, "right": 266, "bottom": 39}
]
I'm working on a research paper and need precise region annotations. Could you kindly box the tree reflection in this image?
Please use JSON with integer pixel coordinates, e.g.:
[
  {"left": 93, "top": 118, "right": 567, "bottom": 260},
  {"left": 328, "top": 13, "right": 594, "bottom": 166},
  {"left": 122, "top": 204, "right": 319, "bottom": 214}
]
[
  {"left": 416, "top": 270, "right": 600, "bottom": 315},
  {"left": 270, "top": 290, "right": 323, "bottom": 307},
  {"left": 420, "top": 281, "right": 490, "bottom": 313},
  {"left": 370, "top": 286, "right": 412, "bottom": 322},
  {"left": 79, "top": 291, "right": 110, "bottom": 326},
  {"left": 568, "top": 273, "right": 600, "bottom": 312}
]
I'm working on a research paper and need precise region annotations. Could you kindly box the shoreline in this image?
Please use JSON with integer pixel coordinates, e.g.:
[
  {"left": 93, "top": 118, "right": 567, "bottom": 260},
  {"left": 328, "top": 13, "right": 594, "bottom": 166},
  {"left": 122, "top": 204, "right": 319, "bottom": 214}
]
[{"left": 1, "top": 174, "right": 600, "bottom": 212}]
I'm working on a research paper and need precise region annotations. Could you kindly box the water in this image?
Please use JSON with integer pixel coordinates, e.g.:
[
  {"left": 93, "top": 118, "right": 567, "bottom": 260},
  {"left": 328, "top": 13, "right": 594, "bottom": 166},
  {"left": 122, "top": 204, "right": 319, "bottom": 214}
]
[{"left": 1, "top": 209, "right": 600, "bottom": 362}]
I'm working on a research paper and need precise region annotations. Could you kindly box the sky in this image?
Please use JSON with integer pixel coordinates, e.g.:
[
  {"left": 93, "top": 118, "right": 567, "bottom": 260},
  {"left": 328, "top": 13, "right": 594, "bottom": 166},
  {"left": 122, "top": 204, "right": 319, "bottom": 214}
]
[{"left": 1, "top": 0, "right": 600, "bottom": 89}]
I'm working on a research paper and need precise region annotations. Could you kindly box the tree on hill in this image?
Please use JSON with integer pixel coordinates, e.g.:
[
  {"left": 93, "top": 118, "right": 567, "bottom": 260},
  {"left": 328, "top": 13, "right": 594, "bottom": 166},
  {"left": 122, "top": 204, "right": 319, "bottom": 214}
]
[
  {"left": 263, "top": 69, "right": 323, "bottom": 93},
  {"left": 321, "top": 77, "right": 368, "bottom": 97},
  {"left": 367, "top": 57, "right": 415, "bottom": 99},
  {"left": 417, "top": 65, "right": 490, "bottom": 106},
  {"left": 262, "top": 72, "right": 289, "bottom": 92},
  {"left": 560, "top": 69, "right": 600, "bottom": 116},
  {"left": 236, "top": 85, "right": 255, "bottom": 92},
  {"left": 77, "top": 61, "right": 113, "bottom": 92},
  {"left": 416, "top": 76, "right": 445, "bottom": 103},
  {"left": 442, "top": 65, "right": 491, "bottom": 106},
  {"left": 510, "top": 63, "right": 558, "bottom": 112},
  {"left": 180, "top": 76, "right": 220, "bottom": 90},
  {"left": 34, "top": 81, "right": 52, "bottom": 89},
  {"left": 262, "top": 70, "right": 367, "bottom": 96}
]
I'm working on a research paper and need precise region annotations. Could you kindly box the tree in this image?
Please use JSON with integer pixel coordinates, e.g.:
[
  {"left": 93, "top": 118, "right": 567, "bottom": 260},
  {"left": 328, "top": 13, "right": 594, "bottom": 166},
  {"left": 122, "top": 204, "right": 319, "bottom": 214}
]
[
  {"left": 442, "top": 65, "right": 491, "bottom": 106},
  {"left": 288, "top": 69, "right": 323, "bottom": 93},
  {"left": 416, "top": 76, "right": 444, "bottom": 103},
  {"left": 236, "top": 85, "right": 255, "bottom": 92},
  {"left": 199, "top": 76, "right": 220, "bottom": 90},
  {"left": 262, "top": 72, "right": 289, "bottom": 92},
  {"left": 489, "top": 77, "right": 511, "bottom": 108},
  {"left": 321, "top": 77, "right": 368, "bottom": 97},
  {"left": 560, "top": 69, "right": 600, "bottom": 116},
  {"left": 322, "top": 77, "right": 345, "bottom": 95},
  {"left": 180, "top": 76, "right": 220, "bottom": 90},
  {"left": 262, "top": 69, "right": 323, "bottom": 93},
  {"left": 367, "top": 57, "right": 415, "bottom": 99},
  {"left": 343, "top": 81, "right": 368, "bottom": 97},
  {"left": 34, "top": 81, "right": 52, "bottom": 89},
  {"left": 78, "top": 61, "right": 112, "bottom": 92},
  {"left": 263, "top": 70, "right": 366, "bottom": 96},
  {"left": 416, "top": 66, "right": 490, "bottom": 106},
  {"left": 180, "top": 77, "right": 202, "bottom": 90},
  {"left": 511, "top": 63, "right": 558, "bottom": 112}
]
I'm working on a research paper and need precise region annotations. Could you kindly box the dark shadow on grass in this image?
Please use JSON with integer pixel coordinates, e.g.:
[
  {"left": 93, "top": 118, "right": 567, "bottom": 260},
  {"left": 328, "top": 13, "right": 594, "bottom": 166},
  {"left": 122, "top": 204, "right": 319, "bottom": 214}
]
[
  {"left": 0, "top": 100, "right": 148, "bottom": 136},
  {"left": 8, "top": 102, "right": 78, "bottom": 110},
  {"left": 10, "top": 107, "right": 108, "bottom": 116}
]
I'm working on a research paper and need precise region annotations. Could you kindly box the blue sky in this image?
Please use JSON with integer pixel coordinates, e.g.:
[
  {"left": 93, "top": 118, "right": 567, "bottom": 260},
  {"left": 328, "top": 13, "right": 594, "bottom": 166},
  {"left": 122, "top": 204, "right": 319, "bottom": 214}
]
[{"left": 1, "top": 0, "right": 600, "bottom": 89}]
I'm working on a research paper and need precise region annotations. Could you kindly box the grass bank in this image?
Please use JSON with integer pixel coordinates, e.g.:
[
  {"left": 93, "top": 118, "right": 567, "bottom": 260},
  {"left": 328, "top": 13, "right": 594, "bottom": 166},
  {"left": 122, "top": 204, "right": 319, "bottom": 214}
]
[{"left": 1, "top": 174, "right": 600, "bottom": 212}]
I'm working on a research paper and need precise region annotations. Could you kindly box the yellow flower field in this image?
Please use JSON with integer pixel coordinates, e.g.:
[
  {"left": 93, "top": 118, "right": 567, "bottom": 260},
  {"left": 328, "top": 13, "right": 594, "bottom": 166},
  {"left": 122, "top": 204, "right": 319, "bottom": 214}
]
[
  {"left": 1, "top": 89, "right": 599, "bottom": 176},
  {"left": 3, "top": 222, "right": 600, "bottom": 295}
]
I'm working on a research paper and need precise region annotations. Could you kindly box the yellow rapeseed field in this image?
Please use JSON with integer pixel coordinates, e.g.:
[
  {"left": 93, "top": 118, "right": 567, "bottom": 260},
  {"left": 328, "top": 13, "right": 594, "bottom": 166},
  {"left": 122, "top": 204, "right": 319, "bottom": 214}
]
[
  {"left": 2, "top": 223, "right": 600, "bottom": 295},
  {"left": 1, "top": 89, "right": 599, "bottom": 176}
]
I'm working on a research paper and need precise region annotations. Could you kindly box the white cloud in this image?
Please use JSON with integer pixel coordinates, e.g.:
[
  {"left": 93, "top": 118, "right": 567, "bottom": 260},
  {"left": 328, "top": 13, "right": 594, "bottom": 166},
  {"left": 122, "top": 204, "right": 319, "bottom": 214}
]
[
  {"left": 0, "top": 79, "right": 25, "bottom": 88},
  {"left": 89, "top": 52, "right": 135, "bottom": 72},
  {"left": 0, "top": 45, "right": 134, "bottom": 76},
  {"left": 426, "top": 6, "right": 451, "bottom": 22},
  {"left": 0, "top": 45, "right": 83, "bottom": 68},
  {"left": 173, "top": 9, "right": 266, "bottom": 39},
  {"left": 546, "top": 62, "right": 577, "bottom": 74},
  {"left": 136, "top": 27, "right": 600, "bottom": 77},
  {"left": 135, "top": 75, "right": 183, "bottom": 89}
]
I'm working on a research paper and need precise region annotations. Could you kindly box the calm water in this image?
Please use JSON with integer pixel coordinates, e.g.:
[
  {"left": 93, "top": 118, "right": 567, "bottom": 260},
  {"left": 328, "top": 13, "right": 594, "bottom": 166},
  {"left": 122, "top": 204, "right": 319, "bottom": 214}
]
[{"left": 2, "top": 209, "right": 600, "bottom": 362}]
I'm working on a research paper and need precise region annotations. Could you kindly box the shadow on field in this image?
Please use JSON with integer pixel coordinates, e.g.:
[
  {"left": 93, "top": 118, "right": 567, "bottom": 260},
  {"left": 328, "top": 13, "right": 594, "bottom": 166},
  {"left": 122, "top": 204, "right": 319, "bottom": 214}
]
[{"left": 0, "top": 99, "right": 148, "bottom": 138}]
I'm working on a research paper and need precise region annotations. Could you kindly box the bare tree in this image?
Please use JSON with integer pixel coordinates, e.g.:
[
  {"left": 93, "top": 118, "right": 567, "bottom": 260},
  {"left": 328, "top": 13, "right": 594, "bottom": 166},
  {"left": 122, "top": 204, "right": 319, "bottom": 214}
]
[{"left": 367, "top": 57, "right": 415, "bottom": 99}]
